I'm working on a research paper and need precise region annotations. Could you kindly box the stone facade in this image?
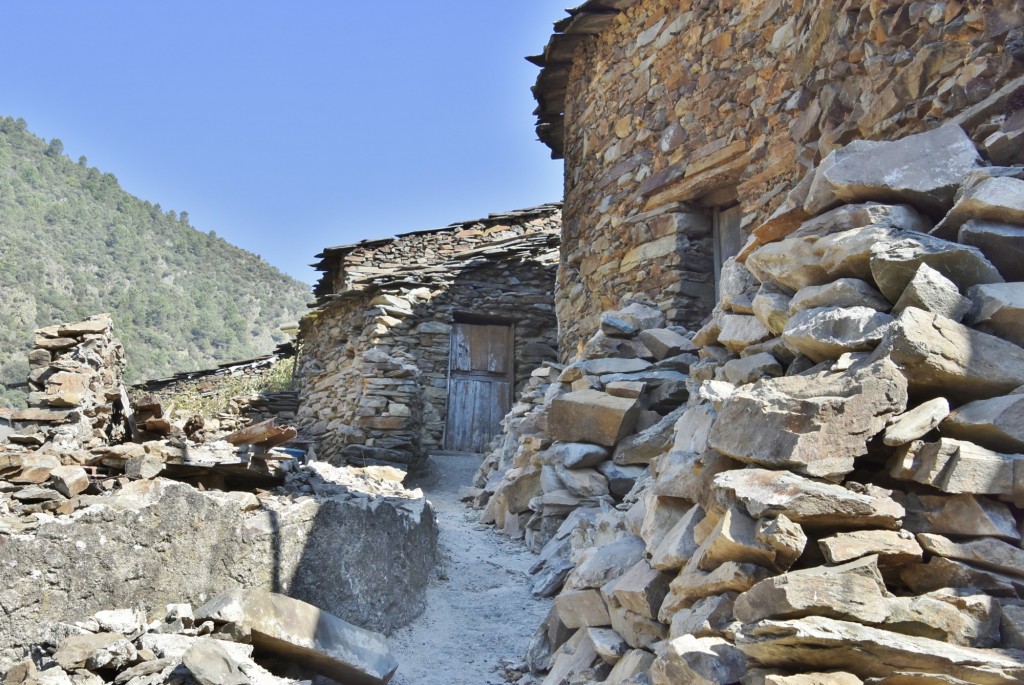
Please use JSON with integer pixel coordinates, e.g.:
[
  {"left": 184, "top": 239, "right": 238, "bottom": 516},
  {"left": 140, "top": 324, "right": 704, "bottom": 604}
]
[
  {"left": 296, "top": 205, "right": 561, "bottom": 469},
  {"left": 532, "top": 0, "right": 1024, "bottom": 354}
]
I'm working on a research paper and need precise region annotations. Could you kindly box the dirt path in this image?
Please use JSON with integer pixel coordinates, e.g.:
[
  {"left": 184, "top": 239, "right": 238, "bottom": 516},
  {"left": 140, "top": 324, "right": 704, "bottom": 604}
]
[{"left": 388, "top": 453, "right": 549, "bottom": 685}]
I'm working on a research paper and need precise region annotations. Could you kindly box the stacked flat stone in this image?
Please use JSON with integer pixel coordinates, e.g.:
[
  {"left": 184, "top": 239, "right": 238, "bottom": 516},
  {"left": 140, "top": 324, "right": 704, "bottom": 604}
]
[
  {"left": 496, "top": 127, "right": 1024, "bottom": 684},
  {"left": 8, "top": 314, "right": 127, "bottom": 451},
  {"left": 2, "top": 589, "right": 397, "bottom": 684}
]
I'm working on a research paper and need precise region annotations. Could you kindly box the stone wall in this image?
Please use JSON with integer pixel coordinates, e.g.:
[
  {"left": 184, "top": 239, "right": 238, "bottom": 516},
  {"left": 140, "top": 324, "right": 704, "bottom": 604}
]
[
  {"left": 297, "top": 207, "right": 561, "bottom": 469},
  {"left": 8, "top": 314, "right": 127, "bottom": 451},
  {"left": 478, "top": 126, "right": 1024, "bottom": 683},
  {"left": 535, "top": 0, "right": 1023, "bottom": 354}
]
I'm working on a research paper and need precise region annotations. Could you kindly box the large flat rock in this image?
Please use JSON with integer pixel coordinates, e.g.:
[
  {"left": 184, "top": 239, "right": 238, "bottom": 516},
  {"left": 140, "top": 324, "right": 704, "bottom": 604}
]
[
  {"left": 819, "top": 124, "right": 983, "bottom": 217},
  {"left": 196, "top": 589, "right": 397, "bottom": 685},
  {"left": 879, "top": 307, "right": 1024, "bottom": 401},
  {"left": 708, "top": 358, "right": 907, "bottom": 481},
  {"left": 735, "top": 615, "right": 1024, "bottom": 683},
  {"left": 549, "top": 389, "right": 641, "bottom": 447},
  {"left": 712, "top": 468, "right": 905, "bottom": 530}
]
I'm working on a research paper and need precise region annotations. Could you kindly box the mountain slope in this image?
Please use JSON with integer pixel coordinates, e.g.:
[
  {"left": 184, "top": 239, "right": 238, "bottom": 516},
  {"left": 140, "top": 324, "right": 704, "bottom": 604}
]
[{"left": 0, "top": 116, "right": 311, "bottom": 404}]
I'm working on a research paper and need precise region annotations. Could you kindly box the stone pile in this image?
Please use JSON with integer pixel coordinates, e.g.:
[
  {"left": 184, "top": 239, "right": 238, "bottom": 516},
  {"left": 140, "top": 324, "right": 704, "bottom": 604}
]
[
  {"left": 486, "top": 126, "right": 1024, "bottom": 684},
  {"left": 8, "top": 314, "right": 128, "bottom": 451},
  {"left": 3, "top": 588, "right": 397, "bottom": 685}
]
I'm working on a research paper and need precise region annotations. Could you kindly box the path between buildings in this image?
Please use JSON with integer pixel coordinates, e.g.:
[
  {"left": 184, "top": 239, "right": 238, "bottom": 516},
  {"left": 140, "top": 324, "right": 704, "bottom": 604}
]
[{"left": 388, "top": 452, "right": 549, "bottom": 685}]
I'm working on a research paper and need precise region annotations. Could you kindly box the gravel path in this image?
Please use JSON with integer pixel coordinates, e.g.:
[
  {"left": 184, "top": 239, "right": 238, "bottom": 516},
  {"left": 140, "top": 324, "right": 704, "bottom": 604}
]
[{"left": 387, "top": 453, "right": 549, "bottom": 685}]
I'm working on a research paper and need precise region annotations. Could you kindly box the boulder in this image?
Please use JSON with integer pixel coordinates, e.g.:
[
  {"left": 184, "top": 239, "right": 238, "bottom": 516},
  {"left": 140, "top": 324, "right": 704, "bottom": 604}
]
[
  {"left": 933, "top": 176, "right": 1024, "bottom": 238},
  {"left": 735, "top": 615, "right": 1024, "bottom": 683},
  {"left": 708, "top": 358, "right": 907, "bottom": 481},
  {"left": 660, "top": 561, "right": 772, "bottom": 615},
  {"left": 182, "top": 640, "right": 249, "bottom": 685},
  {"left": 543, "top": 628, "right": 609, "bottom": 685},
  {"left": 48, "top": 465, "right": 90, "bottom": 498},
  {"left": 889, "top": 437, "right": 1022, "bottom": 497},
  {"left": 959, "top": 220, "right": 1024, "bottom": 281},
  {"left": 883, "top": 397, "right": 950, "bottom": 446},
  {"left": 718, "top": 314, "right": 773, "bottom": 352},
  {"left": 690, "top": 506, "right": 805, "bottom": 574},
  {"left": 669, "top": 593, "right": 737, "bottom": 639},
  {"left": 597, "top": 461, "right": 646, "bottom": 499},
  {"left": 900, "top": 557, "right": 1024, "bottom": 597},
  {"left": 613, "top": 406, "right": 686, "bottom": 465},
  {"left": 891, "top": 264, "right": 971, "bottom": 321},
  {"left": 583, "top": 358, "right": 653, "bottom": 375},
  {"left": 803, "top": 141, "right": 886, "bottom": 215},
  {"left": 638, "top": 328, "right": 696, "bottom": 360},
  {"left": 603, "top": 560, "right": 672, "bottom": 619},
  {"left": 652, "top": 450, "right": 739, "bottom": 506},
  {"left": 900, "top": 492, "right": 1020, "bottom": 541},
  {"left": 649, "top": 636, "right": 749, "bottom": 685},
  {"left": 789, "top": 279, "right": 891, "bottom": 314},
  {"left": 605, "top": 649, "right": 655, "bottom": 683},
  {"left": 916, "top": 533, "right": 1024, "bottom": 579},
  {"left": 965, "top": 282, "right": 1024, "bottom": 348},
  {"left": 53, "top": 632, "right": 137, "bottom": 671},
  {"left": 752, "top": 286, "right": 793, "bottom": 335},
  {"left": 672, "top": 404, "right": 717, "bottom": 454},
  {"left": 712, "top": 468, "right": 905, "bottom": 530},
  {"left": 566, "top": 536, "right": 646, "bottom": 590},
  {"left": 879, "top": 307, "right": 1024, "bottom": 401},
  {"left": 650, "top": 505, "right": 705, "bottom": 572},
  {"left": 884, "top": 589, "right": 1001, "bottom": 648},
  {"left": 722, "top": 352, "right": 783, "bottom": 386},
  {"left": 555, "top": 589, "right": 612, "bottom": 629},
  {"left": 550, "top": 442, "right": 611, "bottom": 470},
  {"left": 549, "top": 390, "right": 641, "bottom": 447},
  {"left": 818, "top": 530, "right": 923, "bottom": 567},
  {"left": 719, "top": 258, "right": 761, "bottom": 311},
  {"left": 733, "top": 566, "right": 892, "bottom": 625},
  {"left": 554, "top": 465, "right": 610, "bottom": 499},
  {"left": 588, "top": 627, "right": 629, "bottom": 665},
  {"left": 195, "top": 589, "right": 397, "bottom": 685},
  {"left": 869, "top": 232, "right": 1003, "bottom": 304},
  {"left": 819, "top": 124, "right": 983, "bottom": 217},
  {"left": 601, "top": 303, "right": 666, "bottom": 338},
  {"left": 941, "top": 394, "right": 1024, "bottom": 453},
  {"left": 781, "top": 306, "right": 893, "bottom": 363}
]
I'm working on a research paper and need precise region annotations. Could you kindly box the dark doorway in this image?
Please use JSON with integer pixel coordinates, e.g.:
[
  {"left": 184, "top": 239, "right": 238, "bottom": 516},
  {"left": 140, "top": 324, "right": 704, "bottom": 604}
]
[{"left": 444, "top": 321, "right": 514, "bottom": 452}]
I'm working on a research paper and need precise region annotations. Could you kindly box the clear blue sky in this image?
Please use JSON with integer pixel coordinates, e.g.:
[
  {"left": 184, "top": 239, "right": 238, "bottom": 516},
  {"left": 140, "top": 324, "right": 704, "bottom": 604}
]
[{"left": 0, "top": 2, "right": 564, "bottom": 283}]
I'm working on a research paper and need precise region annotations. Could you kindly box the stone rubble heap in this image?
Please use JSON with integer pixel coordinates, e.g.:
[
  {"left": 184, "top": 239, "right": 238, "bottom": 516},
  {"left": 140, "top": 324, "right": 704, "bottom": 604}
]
[
  {"left": 0, "top": 318, "right": 437, "bottom": 683},
  {"left": 8, "top": 314, "right": 128, "bottom": 451},
  {"left": 479, "top": 125, "right": 1024, "bottom": 684},
  {"left": 3, "top": 588, "right": 397, "bottom": 685}
]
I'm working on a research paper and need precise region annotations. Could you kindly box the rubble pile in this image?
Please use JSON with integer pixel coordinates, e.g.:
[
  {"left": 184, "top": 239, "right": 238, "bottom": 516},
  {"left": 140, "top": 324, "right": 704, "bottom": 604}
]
[
  {"left": 3, "top": 588, "right": 397, "bottom": 685},
  {"left": 479, "top": 126, "right": 1024, "bottom": 684},
  {"left": 0, "top": 318, "right": 438, "bottom": 681},
  {"left": 8, "top": 314, "right": 128, "bottom": 451}
]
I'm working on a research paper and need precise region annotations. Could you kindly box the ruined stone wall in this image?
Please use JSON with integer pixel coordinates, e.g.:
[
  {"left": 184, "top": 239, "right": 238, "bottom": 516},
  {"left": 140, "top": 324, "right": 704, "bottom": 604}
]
[
  {"left": 555, "top": 0, "right": 1023, "bottom": 354},
  {"left": 297, "top": 259, "right": 558, "bottom": 468},
  {"left": 0, "top": 471, "right": 436, "bottom": 653}
]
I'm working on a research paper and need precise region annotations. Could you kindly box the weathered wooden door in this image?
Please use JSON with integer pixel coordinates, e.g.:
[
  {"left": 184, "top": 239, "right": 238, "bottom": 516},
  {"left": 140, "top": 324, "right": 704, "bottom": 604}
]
[{"left": 444, "top": 322, "right": 514, "bottom": 452}]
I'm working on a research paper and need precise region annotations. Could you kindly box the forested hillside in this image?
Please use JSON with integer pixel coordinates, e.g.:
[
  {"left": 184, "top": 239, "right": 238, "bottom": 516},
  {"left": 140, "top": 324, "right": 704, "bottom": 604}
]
[{"left": 0, "top": 116, "right": 311, "bottom": 406}]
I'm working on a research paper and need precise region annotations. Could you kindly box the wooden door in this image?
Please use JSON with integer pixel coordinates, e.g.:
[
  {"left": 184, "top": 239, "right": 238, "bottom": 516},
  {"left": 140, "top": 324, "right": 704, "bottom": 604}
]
[{"left": 444, "top": 322, "right": 514, "bottom": 452}]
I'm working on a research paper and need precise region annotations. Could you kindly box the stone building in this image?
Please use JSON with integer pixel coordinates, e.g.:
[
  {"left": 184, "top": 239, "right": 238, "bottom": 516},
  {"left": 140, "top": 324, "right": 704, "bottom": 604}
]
[
  {"left": 295, "top": 204, "right": 561, "bottom": 469},
  {"left": 531, "top": 0, "right": 1023, "bottom": 353}
]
